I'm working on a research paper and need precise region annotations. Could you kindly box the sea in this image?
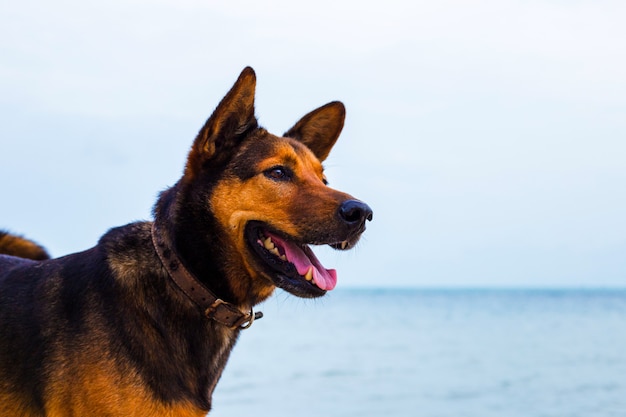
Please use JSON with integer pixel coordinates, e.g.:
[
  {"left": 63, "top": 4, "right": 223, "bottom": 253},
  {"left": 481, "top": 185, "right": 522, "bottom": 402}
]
[{"left": 211, "top": 288, "right": 626, "bottom": 417}]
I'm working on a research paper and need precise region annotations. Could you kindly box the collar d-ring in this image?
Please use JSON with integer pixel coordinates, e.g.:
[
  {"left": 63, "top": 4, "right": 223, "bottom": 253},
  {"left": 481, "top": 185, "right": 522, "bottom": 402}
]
[{"left": 239, "top": 309, "right": 259, "bottom": 329}]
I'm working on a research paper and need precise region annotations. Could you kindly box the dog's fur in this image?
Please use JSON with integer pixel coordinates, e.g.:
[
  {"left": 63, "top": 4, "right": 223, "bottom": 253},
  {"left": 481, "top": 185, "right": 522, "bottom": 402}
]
[
  {"left": 0, "top": 67, "right": 371, "bottom": 416},
  {"left": 0, "top": 231, "right": 50, "bottom": 261}
]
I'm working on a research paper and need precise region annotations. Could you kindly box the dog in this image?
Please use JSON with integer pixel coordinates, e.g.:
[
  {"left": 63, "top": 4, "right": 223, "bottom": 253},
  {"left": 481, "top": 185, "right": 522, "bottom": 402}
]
[{"left": 0, "top": 67, "right": 372, "bottom": 416}]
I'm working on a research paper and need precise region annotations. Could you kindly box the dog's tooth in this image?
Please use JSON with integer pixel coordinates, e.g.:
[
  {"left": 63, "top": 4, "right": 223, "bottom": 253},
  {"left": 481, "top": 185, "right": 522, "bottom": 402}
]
[
  {"left": 304, "top": 267, "right": 313, "bottom": 281},
  {"left": 279, "top": 254, "right": 287, "bottom": 261},
  {"left": 270, "top": 247, "right": 280, "bottom": 257},
  {"left": 263, "top": 237, "right": 275, "bottom": 250},
  {"left": 341, "top": 241, "right": 348, "bottom": 250}
]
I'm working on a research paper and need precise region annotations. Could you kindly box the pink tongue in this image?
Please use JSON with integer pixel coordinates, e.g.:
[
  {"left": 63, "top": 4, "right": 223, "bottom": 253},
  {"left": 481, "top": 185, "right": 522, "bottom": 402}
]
[{"left": 265, "top": 232, "right": 337, "bottom": 291}]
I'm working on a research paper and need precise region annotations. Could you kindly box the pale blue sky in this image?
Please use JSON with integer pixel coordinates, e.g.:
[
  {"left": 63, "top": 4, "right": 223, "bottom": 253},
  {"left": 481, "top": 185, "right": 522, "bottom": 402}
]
[{"left": 1, "top": 0, "right": 625, "bottom": 288}]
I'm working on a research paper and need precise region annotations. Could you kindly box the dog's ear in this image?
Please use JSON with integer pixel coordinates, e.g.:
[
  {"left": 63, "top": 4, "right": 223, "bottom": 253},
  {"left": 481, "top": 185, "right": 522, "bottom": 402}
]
[
  {"left": 283, "top": 101, "right": 345, "bottom": 162},
  {"left": 185, "top": 67, "right": 258, "bottom": 178}
]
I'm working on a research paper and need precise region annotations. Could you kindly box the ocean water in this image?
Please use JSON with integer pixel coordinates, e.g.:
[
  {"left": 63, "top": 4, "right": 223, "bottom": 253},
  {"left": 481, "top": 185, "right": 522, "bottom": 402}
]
[{"left": 212, "top": 289, "right": 626, "bottom": 417}]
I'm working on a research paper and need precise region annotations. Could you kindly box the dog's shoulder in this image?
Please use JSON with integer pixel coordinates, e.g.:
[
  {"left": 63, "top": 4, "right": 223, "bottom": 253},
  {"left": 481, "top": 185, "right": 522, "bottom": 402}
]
[
  {"left": 98, "top": 221, "right": 164, "bottom": 286},
  {"left": 99, "top": 221, "right": 154, "bottom": 257}
]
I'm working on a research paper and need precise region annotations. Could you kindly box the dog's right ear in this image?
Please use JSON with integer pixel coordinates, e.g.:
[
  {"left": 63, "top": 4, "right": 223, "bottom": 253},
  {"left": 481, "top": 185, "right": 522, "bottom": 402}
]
[{"left": 185, "top": 67, "right": 258, "bottom": 179}]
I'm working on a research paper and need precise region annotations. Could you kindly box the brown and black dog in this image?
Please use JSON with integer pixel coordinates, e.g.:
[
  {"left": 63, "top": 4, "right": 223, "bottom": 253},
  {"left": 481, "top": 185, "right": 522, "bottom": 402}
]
[{"left": 0, "top": 67, "right": 372, "bottom": 416}]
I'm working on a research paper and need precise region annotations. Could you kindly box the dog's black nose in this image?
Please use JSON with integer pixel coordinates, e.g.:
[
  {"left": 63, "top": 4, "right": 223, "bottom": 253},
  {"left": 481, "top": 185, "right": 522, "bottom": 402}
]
[{"left": 338, "top": 200, "right": 373, "bottom": 226}]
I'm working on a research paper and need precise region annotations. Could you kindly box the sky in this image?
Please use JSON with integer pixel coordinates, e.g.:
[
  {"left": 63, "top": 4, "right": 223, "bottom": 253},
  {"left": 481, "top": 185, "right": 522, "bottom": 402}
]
[{"left": 1, "top": 0, "right": 625, "bottom": 288}]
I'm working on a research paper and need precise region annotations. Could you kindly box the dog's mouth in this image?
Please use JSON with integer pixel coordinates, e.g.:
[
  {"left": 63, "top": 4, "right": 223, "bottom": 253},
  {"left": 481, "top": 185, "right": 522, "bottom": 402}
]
[{"left": 245, "top": 221, "right": 351, "bottom": 298}]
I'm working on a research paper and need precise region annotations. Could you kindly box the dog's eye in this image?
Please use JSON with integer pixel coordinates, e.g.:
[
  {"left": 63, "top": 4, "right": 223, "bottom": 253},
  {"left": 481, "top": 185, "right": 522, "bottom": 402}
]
[{"left": 264, "top": 166, "right": 292, "bottom": 181}]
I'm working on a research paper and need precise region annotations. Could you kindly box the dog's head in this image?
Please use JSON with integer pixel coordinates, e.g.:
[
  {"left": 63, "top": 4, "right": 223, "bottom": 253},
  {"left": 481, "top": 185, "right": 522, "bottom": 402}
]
[{"left": 175, "top": 67, "right": 372, "bottom": 302}]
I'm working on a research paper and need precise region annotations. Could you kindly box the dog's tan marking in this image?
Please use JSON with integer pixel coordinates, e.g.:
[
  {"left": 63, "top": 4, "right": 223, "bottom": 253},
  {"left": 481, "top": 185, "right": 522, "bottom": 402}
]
[
  {"left": 0, "top": 393, "right": 33, "bottom": 416},
  {"left": 45, "top": 350, "right": 206, "bottom": 417},
  {"left": 210, "top": 135, "right": 350, "bottom": 298}
]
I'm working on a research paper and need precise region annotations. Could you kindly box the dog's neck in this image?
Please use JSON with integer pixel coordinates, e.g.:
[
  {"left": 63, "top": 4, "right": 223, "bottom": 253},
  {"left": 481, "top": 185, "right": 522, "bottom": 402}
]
[
  {"left": 152, "top": 185, "right": 232, "bottom": 293},
  {"left": 151, "top": 219, "right": 261, "bottom": 329}
]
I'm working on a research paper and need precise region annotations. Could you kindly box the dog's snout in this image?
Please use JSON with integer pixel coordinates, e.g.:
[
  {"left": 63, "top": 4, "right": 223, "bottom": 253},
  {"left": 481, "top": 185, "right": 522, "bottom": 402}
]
[{"left": 338, "top": 200, "right": 373, "bottom": 226}]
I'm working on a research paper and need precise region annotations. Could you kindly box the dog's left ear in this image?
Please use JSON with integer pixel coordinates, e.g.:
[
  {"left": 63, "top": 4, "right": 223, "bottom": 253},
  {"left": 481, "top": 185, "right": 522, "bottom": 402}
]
[
  {"left": 283, "top": 101, "right": 345, "bottom": 162},
  {"left": 185, "top": 67, "right": 258, "bottom": 178}
]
